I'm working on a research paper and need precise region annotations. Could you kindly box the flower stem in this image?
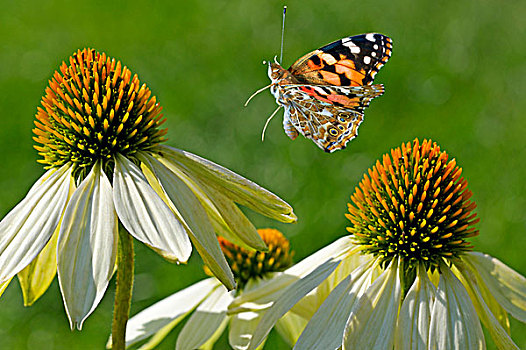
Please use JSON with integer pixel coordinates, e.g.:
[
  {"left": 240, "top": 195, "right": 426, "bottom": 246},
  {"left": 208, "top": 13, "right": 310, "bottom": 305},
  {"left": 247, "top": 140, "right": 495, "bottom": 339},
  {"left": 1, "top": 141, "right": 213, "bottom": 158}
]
[{"left": 112, "top": 228, "right": 134, "bottom": 350}]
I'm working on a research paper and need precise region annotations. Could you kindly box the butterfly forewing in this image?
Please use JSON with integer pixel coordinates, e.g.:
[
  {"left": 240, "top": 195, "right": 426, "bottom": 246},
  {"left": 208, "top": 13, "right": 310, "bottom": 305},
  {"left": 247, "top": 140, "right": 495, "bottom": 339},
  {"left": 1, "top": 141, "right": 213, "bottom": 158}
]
[{"left": 289, "top": 33, "right": 392, "bottom": 87}]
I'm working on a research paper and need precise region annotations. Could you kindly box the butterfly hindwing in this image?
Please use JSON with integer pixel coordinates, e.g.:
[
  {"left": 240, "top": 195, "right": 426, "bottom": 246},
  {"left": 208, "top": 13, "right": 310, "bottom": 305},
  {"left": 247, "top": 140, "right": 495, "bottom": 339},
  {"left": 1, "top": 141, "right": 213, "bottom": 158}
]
[
  {"left": 288, "top": 33, "right": 392, "bottom": 87},
  {"left": 282, "top": 84, "right": 384, "bottom": 152}
]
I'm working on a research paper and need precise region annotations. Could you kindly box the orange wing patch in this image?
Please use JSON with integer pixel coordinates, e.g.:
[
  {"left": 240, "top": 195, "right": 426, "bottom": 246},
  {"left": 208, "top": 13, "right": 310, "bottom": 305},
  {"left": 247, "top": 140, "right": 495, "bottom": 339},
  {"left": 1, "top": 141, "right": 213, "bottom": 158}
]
[{"left": 318, "top": 70, "right": 343, "bottom": 85}]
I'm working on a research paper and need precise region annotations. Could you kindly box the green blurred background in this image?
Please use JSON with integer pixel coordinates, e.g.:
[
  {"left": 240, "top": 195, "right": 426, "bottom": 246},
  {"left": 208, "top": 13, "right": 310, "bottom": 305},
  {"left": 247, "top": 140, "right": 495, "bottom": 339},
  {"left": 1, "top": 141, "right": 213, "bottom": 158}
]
[{"left": 1, "top": 0, "right": 525, "bottom": 348}]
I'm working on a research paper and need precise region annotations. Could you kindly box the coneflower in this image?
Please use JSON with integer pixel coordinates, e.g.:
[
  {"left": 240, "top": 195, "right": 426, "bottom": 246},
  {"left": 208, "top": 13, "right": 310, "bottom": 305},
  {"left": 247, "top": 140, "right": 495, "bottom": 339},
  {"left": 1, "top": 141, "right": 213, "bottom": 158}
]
[
  {"left": 228, "top": 139, "right": 526, "bottom": 350},
  {"left": 0, "top": 49, "right": 296, "bottom": 346}
]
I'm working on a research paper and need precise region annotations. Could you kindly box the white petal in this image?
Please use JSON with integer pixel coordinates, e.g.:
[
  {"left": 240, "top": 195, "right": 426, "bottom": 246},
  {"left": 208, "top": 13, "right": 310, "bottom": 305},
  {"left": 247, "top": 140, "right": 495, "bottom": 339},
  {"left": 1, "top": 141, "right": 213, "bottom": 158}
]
[
  {"left": 292, "top": 252, "right": 373, "bottom": 319},
  {"left": 124, "top": 278, "right": 220, "bottom": 347},
  {"left": 0, "top": 277, "right": 12, "bottom": 298},
  {"left": 157, "top": 154, "right": 266, "bottom": 251},
  {"left": 113, "top": 153, "right": 191, "bottom": 262},
  {"left": 394, "top": 264, "right": 435, "bottom": 350},
  {"left": 274, "top": 311, "right": 308, "bottom": 346},
  {"left": 229, "top": 278, "right": 287, "bottom": 349},
  {"left": 295, "top": 260, "right": 374, "bottom": 350},
  {"left": 157, "top": 145, "right": 296, "bottom": 222},
  {"left": 197, "top": 184, "right": 265, "bottom": 252},
  {"left": 226, "top": 276, "right": 280, "bottom": 314},
  {"left": 57, "top": 164, "right": 117, "bottom": 330},
  {"left": 455, "top": 259, "right": 519, "bottom": 349},
  {"left": 286, "top": 236, "right": 357, "bottom": 277},
  {"left": 229, "top": 311, "right": 264, "bottom": 350},
  {"left": 245, "top": 258, "right": 342, "bottom": 350},
  {"left": 229, "top": 237, "right": 357, "bottom": 313},
  {"left": 140, "top": 153, "right": 235, "bottom": 289},
  {"left": 176, "top": 285, "right": 233, "bottom": 350},
  {"left": 343, "top": 259, "right": 402, "bottom": 350},
  {"left": 195, "top": 316, "right": 229, "bottom": 350},
  {"left": 0, "top": 164, "right": 71, "bottom": 283},
  {"left": 429, "top": 264, "right": 485, "bottom": 350},
  {"left": 465, "top": 251, "right": 526, "bottom": 322}
]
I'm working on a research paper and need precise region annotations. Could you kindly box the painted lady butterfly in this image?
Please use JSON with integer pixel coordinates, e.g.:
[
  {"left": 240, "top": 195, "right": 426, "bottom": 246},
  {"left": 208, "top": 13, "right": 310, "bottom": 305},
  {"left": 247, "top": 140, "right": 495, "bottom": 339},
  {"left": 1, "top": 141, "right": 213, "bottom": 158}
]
[{"left": 259, "top": 33, "right": 392, "bottom": 153}]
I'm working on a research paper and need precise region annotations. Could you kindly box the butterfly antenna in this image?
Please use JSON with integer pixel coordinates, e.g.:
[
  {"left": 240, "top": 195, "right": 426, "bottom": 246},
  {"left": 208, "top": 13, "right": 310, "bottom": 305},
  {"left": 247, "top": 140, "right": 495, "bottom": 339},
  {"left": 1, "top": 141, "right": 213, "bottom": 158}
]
[
  {"left": 261, "top": 106, "right": 282, "bottom": 142},
  {"left": 279, "top": 6, "right": 287, "bottom": 64},
  {"left": 244, "top": 83, "right": 272, "bottom": 107}
]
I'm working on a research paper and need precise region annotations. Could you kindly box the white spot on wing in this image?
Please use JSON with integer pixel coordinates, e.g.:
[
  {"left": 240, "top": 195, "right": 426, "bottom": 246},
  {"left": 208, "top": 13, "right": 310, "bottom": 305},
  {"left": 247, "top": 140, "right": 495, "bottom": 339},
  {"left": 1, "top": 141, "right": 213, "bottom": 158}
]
[
  {"left": 363, "top": 56, "right": 371, "bottom": 64},
  {"left": 313, "top": 86, "right": 327, "bottom": 95},
  {"left": 374, "top": 44, "right": 379, "bottom": 50},
  {"left": 321, "top": 53, "right": 337, "bottom": 65},
  {"left": 342, "top": 39, "right": 361, "bottom": 54},
  {"left": 366, "top": 33, "right": 376, "bottom": 42},
  {"left": 371, "top": 52, "right": 376, "bottom": 57}
]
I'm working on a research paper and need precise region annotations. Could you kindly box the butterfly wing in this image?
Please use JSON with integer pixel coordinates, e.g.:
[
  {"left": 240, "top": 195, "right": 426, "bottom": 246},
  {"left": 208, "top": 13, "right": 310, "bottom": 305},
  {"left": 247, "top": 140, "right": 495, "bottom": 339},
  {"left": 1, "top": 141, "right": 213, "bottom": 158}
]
[
  {"left": 288, "top": 33, "right": 392, "bottom": 87},
  {"left": 267, "top": 33, "right": 392, "bottom": 152},
  {"left": 282, "top": 84, "right": 384, "bottom": 152}
]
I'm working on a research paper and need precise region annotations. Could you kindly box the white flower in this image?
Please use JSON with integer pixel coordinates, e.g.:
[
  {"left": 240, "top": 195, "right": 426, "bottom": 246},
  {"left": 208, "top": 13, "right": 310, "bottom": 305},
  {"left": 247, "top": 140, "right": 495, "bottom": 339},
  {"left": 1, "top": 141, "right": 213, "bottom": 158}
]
[
  {"left": 118, "top": 229, "right": 307, "bottom": 350},
  {"left": 229, "top": 139, "right": 526, "bottom": 349},
  {"left": 0, "top": 49, "right": 296, "bottom": 330}
]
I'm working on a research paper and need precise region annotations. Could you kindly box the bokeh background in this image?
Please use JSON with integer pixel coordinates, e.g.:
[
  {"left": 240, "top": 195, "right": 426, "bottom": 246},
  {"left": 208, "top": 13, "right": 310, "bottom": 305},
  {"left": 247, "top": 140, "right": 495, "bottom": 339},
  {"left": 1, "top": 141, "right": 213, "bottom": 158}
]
[{"left": 0, "top": 0, "right": 525, "bottom": 348}]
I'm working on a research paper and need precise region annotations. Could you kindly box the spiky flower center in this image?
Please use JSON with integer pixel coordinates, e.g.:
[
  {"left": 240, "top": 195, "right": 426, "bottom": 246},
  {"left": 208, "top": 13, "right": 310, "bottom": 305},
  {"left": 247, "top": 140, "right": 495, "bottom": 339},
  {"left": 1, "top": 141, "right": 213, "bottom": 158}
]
[
  {"left": 218, "top": 229, "right": 293, "bottom": 290},
  {"left": 346, "top": 139, "right": 479, "bottom": 271},
  {"left": 33, "top": 48, "right": 167, "bottom": 181}
]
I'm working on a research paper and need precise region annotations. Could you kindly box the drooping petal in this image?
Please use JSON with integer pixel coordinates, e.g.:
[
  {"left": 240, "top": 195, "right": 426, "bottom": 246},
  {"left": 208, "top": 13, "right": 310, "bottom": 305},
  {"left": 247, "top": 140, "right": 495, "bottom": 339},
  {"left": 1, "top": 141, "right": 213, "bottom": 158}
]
[
  {"left": 292, "top": 252, "right": 372, "bottom": 319},
  {"left": 157, "top": 153, "right": 266, "bottom": 251},
  {"left": 229, "top": 237, "right": 357, "bottom": 313},
  {"left": 18, "top": 224, "right": 60, "bottom": 306},
  {"left": 113, "top": 153, "right": 191, "bottom": 262},
  {"left": 0, "top": 277, "right": 12, "bottom": 298},
  {"left": 0, "top": 164, "right": 72, "bottom": 283},
  {"left": 57, "top": 163, "right": 118, "bottom": 330},
  {"left": 229, "top": 311, "right": 264, "bottom": 350},
  {"left": 134, "top": 319, "right": 180, "bottom": 350},
  {"left": 244, "top": 258, "right": 342, "bottom": 350},
  {"left": 429, "top": 263, "right": 485, "bottom": 350},
  {"left": 294, "top": 260, "right": 374, "bottom": 350},
  {"left": 156, "top": 145, "right": 296, "bottom": 223},
  {"left": 195, "top": 316, "right": 229, "bottom": 350},
  {"left": 198, "top": 184, "right": 266, "bottom": 252},
  {"left": 229, "top": 278, "right": 284, "bottom": 350},
  {"left": 465, "top": 252, "right": 526, "bottom": 322},
  {"left": 455, "top": 259, "right": 519, "bottom": 349},
  {"left": 343, "top": 259, "right": 402, "bottom": 350},
  {"left": 123, "top": 278, "right": 220, "bottom": 348},
  {"left": 394, "top": 263, "right": 436, "bottom": 350},
  {"left": 176, "top": 285, "right": 233, "bottom": 350},
  {"left": 274, "top": 311, "right": 308, "bottom": 346},
  {"left": 140, "top": 153, "right": 235, "bottom": 289}
]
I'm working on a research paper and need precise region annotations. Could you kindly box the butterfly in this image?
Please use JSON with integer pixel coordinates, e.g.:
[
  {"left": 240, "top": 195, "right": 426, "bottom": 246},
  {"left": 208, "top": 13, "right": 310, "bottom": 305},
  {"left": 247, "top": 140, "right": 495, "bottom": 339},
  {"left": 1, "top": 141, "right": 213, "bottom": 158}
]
[{"left": 249, "top": 33, "right": 392, "bottom": 153}]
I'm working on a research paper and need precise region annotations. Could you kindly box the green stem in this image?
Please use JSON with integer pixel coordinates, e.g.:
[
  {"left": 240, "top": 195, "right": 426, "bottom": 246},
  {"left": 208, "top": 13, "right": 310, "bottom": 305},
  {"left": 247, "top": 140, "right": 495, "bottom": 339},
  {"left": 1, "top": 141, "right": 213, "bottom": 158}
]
[{"left": 112, "top": 228, "right": 134, "bottom": 350}]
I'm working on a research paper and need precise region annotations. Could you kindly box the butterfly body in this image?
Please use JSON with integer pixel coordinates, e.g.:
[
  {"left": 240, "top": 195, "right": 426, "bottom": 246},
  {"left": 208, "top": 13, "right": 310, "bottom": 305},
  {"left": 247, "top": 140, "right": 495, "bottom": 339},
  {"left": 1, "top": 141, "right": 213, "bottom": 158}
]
[{"left": 267, "top": 33, "right": 392, "bottom": 153}]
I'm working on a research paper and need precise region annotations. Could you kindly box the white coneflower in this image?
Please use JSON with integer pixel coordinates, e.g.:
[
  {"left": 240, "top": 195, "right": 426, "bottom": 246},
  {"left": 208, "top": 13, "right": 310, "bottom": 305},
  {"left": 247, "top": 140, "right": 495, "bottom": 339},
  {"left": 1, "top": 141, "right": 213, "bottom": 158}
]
[
  {"left": 119, "top": 229, "right": 306, "bottom": 350},
  {"left": 228, "top": 139, "right": 526, "bottom": 350},
  {"left": 0, "top": 49, "right": 296, "bottom": 333}
]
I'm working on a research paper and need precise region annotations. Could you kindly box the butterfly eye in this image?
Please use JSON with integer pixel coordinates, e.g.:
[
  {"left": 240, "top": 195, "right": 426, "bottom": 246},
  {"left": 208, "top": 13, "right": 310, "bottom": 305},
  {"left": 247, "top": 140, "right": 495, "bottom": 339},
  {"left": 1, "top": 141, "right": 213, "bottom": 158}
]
[{"left": 328, "top": 127, "right": 339, "bottom": 136}]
